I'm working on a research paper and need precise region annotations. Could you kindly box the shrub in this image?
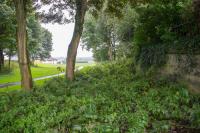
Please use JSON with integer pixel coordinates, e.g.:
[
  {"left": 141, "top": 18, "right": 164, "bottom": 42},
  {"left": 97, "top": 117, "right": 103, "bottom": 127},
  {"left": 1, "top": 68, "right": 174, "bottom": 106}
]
[{"left": 0, "top": 60, "right": 199, "bottom": 132}]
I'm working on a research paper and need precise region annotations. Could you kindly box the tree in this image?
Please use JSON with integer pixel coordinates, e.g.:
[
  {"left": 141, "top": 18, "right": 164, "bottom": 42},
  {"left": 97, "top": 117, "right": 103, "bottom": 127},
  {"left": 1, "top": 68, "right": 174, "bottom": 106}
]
[
  {"left": 0, "top": 0, "right": 15, "bottom": 71},
  {"left": 39, "top": 28, "right": 53, "bottom": 60},
  {"left": 82, "top": 13, "right": 118, "bottom": 62},
  {"left": 66, "top": 0, "right": 87, "bottom": 80},
  {"left": 116, "top": 6, "right": 138, "bottom": 58},
  {"left": 27, "top": 14, "right": 42, "bottom": 64},
  {"left": 39, "top": 0, "right": 89, "bottom": 80},
  {"left": 4, "top": 45, "right": 16, "bottom": 70},
  {"left": 27, "top": 15, "right": 53, "bottom": 64},
  {"left": 39, "top": 0, "right": 99, "bottom": 80},
  {"left": 0, "top": 48, "right": 3, "bottom": 71},
  {"left": 13, "top": 0, "right": 33, "bottom": 90},
  {"left": 39, "top": 0, "right": 135, "bottom": 80}
]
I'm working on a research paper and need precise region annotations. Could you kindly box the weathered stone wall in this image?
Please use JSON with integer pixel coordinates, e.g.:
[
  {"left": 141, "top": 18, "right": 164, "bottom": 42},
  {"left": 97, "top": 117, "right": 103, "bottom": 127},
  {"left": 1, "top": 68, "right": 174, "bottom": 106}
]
[{"left": 164, "top": 54, "right": 200, "bottom": 93}]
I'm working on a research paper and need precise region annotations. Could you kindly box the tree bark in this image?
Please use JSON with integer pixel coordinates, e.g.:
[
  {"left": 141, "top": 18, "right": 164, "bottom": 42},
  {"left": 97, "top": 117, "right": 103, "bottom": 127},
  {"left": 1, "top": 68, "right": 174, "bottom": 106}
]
[
  {"left": 8, "top": 52, "right": 11, "bottom": 70},
  {"left": 108, "top": 30, "right": 113, "bottom": 61},
  {"left": 0, "top": 48, "right": 3, "bottom": 71},
  {"left": 111, "top": 28, "right": 116, "bottom": 61},
  {"left": 108, "top": 42, "right": 113, "bottom": 61},
  {"left": 66, "top": 0, "right": 87, "bottom": 81},
  {"left": 14, "top": 0, "right": 33, "bottom": 90}
]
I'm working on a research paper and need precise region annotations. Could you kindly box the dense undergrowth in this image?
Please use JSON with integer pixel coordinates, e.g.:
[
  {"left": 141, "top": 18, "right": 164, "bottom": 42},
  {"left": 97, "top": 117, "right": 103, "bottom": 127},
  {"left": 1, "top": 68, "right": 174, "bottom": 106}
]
[{"left": 0, "top": 60, "right": 200, "bottom": 133}]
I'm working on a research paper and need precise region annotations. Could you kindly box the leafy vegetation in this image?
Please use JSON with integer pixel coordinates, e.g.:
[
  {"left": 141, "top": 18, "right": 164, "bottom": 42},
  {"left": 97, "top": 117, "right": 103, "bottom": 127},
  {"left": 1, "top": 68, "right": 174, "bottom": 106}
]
[
  {"left": 0, "top": 0, "right": 53, "bottom": 71},
  {"left": 82, "top": 0, "right": 200, "bottom": 70},
  {"left": 0, "top": 61, "right": 199, "bottom": 132},
  {"left": 0, "top": 0, "right": 200, "bottom": 132}
]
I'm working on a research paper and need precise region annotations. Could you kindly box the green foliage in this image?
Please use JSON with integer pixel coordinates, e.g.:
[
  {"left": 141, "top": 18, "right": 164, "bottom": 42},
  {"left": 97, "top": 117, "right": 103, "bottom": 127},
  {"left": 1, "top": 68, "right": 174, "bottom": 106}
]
[
  {"left": 27, "top": 14, "right": 53, "bottom": 62},
  {"left": 132, "top": 0, "right": 200, "bottom": 69},
  {"left": 115, "top": 6, "right": 138, "bottom": 58},
  {"left": 0, "top": 0, "right": 53, "bottom": 67},
  {"left": 135, "top": 45, "right": 167, "bottom": 69},
  {"left": 0, "top": 0, "right": 16, "bottom": 50},
  {"left": 0, "top": 60, "right": 199, "bottom": 132},
  {"left": 82, "top": 13, "right": 117, "bottom": 62},
  {"left": 84, "top": 0, "right": 199, "bottom": 69}
]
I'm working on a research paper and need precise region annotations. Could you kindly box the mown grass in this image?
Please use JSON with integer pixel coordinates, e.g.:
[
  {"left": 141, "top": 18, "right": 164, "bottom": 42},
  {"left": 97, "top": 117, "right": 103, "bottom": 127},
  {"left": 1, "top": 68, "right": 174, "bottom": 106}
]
[
  {"left": 0, "top": 78, "right": 56, "bottom": 93},
  {"left": 0, "top": 62, "right": 94, "bottom": 92},
  {"left": 0, "top": 62, "right": 65, "bottom": 84},
  {"left": 0, "top": 62, "right": 93, "bottom": 84}
]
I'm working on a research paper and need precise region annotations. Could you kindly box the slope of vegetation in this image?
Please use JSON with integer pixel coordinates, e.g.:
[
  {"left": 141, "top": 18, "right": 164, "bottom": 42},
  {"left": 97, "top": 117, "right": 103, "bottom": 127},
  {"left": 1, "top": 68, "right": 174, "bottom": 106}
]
[
  {"left": 0, "top": 60, "right": 199, "bottom": 132},
  {"left": 0, "top": 0, "right": 200, "bottom": 132}
]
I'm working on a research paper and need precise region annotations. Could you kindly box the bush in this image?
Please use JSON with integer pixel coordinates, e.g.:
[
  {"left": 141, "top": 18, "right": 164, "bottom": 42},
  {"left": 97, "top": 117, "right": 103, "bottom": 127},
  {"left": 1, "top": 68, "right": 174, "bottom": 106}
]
[{"left": 0, "top": 60, "right": 199, "bottom": 132}]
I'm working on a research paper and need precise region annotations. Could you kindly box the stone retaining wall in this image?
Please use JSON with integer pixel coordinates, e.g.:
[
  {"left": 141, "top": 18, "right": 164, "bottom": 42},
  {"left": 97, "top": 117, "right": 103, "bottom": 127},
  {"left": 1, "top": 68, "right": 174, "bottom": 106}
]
[{"left": 164, "top": 54, "right": 200, "bottom": 93}]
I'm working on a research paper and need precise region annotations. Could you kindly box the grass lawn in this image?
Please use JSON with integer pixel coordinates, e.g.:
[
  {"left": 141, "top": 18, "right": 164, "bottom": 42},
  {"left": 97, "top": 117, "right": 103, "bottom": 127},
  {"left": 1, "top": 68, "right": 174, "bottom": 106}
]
[
  {"left": 0, "top": 62, "right": 94, "bottom": 92},
  {"left": 0, "top": 62, "right": 65, "bottom": 84},
  {"left": 0, "top": 62, "right": 93, "bottom": 84},
  {"left": 0, "top": 79, "right": 52, "bottom": 93}
]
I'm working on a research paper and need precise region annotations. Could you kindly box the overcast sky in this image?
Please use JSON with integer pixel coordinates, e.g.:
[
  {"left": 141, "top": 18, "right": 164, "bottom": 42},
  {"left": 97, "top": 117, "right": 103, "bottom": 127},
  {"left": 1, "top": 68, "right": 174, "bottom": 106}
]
[{"left": 41, "top": 23, "right": 93, "bottom": 58}]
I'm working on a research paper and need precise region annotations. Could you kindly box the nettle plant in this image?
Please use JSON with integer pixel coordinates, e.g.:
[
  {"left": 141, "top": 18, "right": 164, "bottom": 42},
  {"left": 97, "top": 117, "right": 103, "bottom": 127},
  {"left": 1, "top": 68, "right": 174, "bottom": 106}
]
[{"left": 0, "top": 60, "right": 200, "bottom": 132}]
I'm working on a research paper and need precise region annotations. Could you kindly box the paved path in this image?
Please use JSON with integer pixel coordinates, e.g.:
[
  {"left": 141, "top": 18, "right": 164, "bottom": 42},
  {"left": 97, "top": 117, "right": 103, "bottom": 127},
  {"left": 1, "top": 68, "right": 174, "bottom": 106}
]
[{"left": 0, "top": 73, "right": 65, "bottom": 89}]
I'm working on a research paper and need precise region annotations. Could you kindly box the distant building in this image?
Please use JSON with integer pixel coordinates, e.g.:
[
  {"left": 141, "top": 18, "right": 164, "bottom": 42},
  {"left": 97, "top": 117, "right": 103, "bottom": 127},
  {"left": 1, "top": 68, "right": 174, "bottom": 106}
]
[
  {"left": 42, "top": 58, "right": 58, "bottom": 64},
  {"left": 76, "top": 57, "right": 94, "bottom": 63},
  {"left": 55, "top": 57, "right": 66, "bottom": 64},
  {"left": 56, "top": 59, "right": 65, "bottom": 64},
  {"left": 34, "top": 57, "right": 94, "bottom": 65}
]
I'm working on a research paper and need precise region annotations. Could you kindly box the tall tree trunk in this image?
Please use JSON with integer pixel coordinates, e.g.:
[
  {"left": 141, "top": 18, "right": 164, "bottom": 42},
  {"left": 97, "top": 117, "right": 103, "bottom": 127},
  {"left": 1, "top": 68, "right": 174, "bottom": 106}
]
[
  {"left": 111, "top": 28, "right": 116, "bottom": 61},
  {"left": 108, "top": 42, "right": 113, "bottom": 61},
  {"left": 0, "top": 48, "right": 3, "bottom": 71},
  {"left": 8, "top": 52, "right": 11, "bottom": 70},
  {"left": 113, "top": 40, "right": 116, "bottom": 61},
  {"left": 0, "top": 48, "right": 4, "bottom": 71},
  {"left": 0, "top": 58, "right": 1, "bottom": 72},
  {"left": 66, "top": 0, "right": 87, "bottom": 81},
  {"left": 108, "top": 30, "right": 113, "bottom": 61},
  {"left": 14, "top": 0, "right": 33, "bottom": 90}
]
